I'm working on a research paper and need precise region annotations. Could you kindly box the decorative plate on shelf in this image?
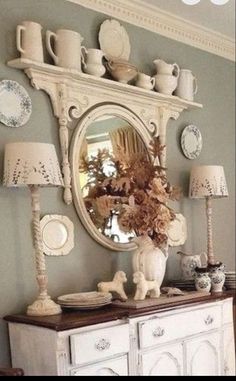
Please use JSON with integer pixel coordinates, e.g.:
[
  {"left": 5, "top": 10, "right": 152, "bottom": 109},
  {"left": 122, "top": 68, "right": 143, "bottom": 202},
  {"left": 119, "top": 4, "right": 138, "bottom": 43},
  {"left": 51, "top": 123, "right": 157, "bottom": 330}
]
[
  {"left": 181, "top": 125, "right": 202, "bottom": 160},
  {"left": 57, "top": 291, "right": 112, "bottom": 310},
  {"left": 40, "top": 214, "right": 74, "bottom": 256},
  {"left": 167, "top": 213, "right": 187, "bottom": 247},
  {"left": 98, "top": 19, "right": 131, "bottom": 61},
  {"left": 0, "top": 80, "right": 32, "bottom": 127}
]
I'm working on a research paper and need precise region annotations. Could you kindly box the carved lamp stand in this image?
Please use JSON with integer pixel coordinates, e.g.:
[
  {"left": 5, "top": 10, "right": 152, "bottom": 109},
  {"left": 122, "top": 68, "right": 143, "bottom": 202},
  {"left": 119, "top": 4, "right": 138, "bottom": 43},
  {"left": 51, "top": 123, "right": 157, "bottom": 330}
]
[
  {"left": 3, "top": 142, "right": 64, "bottom": 316},
  {"left": 189, "top": 165, "right": 228, "bottom": 265}
]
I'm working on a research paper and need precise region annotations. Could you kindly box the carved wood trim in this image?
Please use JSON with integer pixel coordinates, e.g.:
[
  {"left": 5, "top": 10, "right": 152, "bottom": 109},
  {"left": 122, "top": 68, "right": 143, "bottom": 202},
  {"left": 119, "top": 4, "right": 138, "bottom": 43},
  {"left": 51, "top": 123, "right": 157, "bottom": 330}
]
[{"left": 67, "top": 0, "right": 235, "bottom": 62}]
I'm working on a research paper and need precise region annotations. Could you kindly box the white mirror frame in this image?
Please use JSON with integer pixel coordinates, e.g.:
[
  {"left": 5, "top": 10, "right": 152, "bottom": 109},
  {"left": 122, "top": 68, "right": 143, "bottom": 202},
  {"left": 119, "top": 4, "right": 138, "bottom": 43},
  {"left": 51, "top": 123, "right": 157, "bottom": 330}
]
[{"left": 70, "top": 104, "right": 152, "bottom": 252}]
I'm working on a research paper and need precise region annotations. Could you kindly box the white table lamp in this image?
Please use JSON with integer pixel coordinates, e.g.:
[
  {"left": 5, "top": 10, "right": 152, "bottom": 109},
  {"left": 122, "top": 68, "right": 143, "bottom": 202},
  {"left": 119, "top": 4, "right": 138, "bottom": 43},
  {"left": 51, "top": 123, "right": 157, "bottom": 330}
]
[
  {"left": 3, "top": 142, "right": 64, "bottom": 316},
  {"left": 189, "top": 165, "right": 228, "bottom": 265}
]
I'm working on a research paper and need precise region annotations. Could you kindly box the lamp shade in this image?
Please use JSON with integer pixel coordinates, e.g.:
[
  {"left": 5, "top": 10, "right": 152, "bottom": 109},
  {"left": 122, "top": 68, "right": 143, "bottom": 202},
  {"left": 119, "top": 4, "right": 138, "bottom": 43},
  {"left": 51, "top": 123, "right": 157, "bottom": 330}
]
[
  {"left": 3, "top": 142, "right": 64, "bottom": 187},
  {"left": 189, "top": 165, "right": 228, "bottom": 199}
]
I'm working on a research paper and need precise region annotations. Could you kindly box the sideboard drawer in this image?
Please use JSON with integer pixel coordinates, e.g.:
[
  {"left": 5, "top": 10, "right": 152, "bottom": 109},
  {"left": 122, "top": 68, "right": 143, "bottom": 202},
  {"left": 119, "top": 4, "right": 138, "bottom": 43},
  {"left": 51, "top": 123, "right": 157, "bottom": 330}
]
[
  {"left": 70, "top": 324, "right": 129, "bottom": 366},
  {"left": 138, "top": 305, "right": 221, "bottom": 349}
]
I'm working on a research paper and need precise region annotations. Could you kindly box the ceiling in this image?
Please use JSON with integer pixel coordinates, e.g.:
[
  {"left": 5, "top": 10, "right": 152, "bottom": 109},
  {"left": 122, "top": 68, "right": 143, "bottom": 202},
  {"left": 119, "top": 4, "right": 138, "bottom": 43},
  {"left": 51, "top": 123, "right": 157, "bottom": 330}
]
[{"left": 139, "top": 0, "right": 235, "bottom": 39}]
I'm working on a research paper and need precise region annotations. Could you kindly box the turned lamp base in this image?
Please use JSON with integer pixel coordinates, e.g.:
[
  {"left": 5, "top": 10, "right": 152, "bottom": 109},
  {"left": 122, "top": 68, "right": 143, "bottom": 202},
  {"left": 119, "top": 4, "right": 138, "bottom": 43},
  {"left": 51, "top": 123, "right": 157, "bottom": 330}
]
[{"left": 27, "top": 296, "right": 62, "bottom": 316}]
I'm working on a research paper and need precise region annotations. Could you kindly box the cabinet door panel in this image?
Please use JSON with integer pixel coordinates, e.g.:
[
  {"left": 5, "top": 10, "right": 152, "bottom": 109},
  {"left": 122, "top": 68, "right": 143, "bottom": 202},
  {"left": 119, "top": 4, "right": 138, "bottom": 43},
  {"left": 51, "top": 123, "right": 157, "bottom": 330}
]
[
  {"left": 71, "top": 356, "right": 128, "bottom": 376},
  {"left": 185, "top": 332, "right": 221, "bottom": 376},
  {"left": 140, "top": 343, "right": 183, "bottom": 376},
  {"left": 223, "top": 325, "right": 236, "bottom": 376}
]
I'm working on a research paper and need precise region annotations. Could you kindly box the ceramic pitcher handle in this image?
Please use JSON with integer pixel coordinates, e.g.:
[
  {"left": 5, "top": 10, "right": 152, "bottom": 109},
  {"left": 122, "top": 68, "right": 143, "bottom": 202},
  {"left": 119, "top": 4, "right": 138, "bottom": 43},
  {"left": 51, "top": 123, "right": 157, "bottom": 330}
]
[
  {"left": 46, "top": 31, "right": 59, "bottom": 65},
  {"left": 193, "top": 77, "right": 198, "bottom": 95},
  {"left": 16, "top": 25, "right": 26, "bottom": 54},
  {"left": 81, "top": 46, "right": 87, "bottom": 68},
  {"left": 151, "top": 77, "right": 155, "bottom": 88},
  {"left": 173, "top": 63, "right": 180, "bottom": 78}
]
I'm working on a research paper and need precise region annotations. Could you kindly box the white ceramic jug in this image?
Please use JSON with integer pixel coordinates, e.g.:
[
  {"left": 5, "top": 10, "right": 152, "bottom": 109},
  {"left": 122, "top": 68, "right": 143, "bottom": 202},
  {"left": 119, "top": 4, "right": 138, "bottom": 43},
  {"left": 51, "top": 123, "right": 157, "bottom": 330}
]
[
  {"left": 81, "top": 48, "right": 106, "bottom": 77},
  {"left": 175, "top": 69, "right": 198, "bottom": 101},
  {"left": 153, "top": 59, "right": 180, "bottom": 76},
  {"left": 46, "top": 29, "right": 84, "bottom": 71},
  {"left": 177, "top": 251, "right": 208, "bottom": 280},
  {"left": 16, "top": 21, "right": 44, "bottom": 62},
  {"left": 136, "top": 73, "right": 155, "bottom": 90}
]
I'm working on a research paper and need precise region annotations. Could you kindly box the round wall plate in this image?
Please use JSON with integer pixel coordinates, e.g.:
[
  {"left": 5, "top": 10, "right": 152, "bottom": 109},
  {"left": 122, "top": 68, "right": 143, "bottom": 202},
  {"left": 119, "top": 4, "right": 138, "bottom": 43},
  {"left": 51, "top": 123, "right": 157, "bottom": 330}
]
[
  {"left": 181, "top": 125, "right": 202, "bottom": 160},
  {"left": 0, "top": 80, "right": 32, "bottom": 127},
  {"left": 167, "top": 213, "right": 187, "bottom": 247},
  {"left": 98, "top": 19, "right": 131, "bottom": 61},
  {"left": 40, "top": 214, "right": 74, "bottom": 256}
]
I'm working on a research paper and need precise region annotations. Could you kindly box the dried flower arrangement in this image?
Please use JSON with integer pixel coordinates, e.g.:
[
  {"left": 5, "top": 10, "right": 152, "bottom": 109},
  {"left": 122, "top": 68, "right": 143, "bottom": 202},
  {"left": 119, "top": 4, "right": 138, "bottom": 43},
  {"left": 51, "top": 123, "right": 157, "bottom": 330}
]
[{"left": 79, "top": 137, "right": 181, "bottom": 247}]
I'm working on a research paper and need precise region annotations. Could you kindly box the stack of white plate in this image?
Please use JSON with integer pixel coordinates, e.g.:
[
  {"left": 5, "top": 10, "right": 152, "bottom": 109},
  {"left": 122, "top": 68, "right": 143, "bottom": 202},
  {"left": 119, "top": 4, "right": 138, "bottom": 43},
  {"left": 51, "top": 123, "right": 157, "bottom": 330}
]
[
  {"left": 57, "top": 291, "right": 112, "bottom": 310},
  {"left": 225, "top": 271, "right": 236, "bottom": 290}
]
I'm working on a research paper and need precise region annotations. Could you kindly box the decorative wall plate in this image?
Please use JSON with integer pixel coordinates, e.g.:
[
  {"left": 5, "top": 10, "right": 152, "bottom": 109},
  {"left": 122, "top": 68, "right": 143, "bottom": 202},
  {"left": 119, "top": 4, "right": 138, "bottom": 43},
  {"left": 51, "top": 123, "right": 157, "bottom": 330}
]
[
  {"left": 98, "top": 19, "right": 131, "bottom": 61},
  {"left": 0, "top": 80, "right": 32, "bottom": 127},
  {"left": 40, "top": 214, "right": 74, "bottom": 256},
  {"left": 181, "top": 125, "right": 202, "bottom": 159},
  {"left": 167, "top": 213, "right": 187, "bottom": 247}
]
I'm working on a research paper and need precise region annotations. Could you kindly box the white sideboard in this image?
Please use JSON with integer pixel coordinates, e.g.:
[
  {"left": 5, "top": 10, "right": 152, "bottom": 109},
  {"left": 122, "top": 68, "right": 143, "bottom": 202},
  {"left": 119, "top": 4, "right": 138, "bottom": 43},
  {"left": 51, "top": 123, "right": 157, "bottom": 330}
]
[{"left": 6, "top": 296, "right": 235, "bottom": 376}]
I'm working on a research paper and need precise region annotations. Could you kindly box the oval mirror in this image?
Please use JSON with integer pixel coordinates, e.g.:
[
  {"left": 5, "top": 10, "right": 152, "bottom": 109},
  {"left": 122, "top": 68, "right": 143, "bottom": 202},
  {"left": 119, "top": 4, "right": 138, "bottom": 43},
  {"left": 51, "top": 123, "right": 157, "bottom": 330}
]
[{"left": 71, "top": 105, "right": 152, "bottom": 251}]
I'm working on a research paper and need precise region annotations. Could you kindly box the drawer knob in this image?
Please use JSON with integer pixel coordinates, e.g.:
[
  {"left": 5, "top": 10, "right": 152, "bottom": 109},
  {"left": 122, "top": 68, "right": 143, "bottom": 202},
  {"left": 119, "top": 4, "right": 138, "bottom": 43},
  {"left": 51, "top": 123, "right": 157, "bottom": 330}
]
[
  {"left": 204, "top": 315, "right": 214, "bottom": 325},
  {"left": 153, "top": 327, "right": 165, "bottom": 337},
  {"left": 95, "top": 338, "right": 111, "bottom": 351}
]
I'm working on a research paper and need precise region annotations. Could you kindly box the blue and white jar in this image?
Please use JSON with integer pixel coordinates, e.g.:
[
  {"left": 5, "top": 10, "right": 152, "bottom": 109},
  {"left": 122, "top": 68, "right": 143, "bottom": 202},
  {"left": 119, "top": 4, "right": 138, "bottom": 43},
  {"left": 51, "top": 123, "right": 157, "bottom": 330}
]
[
  {"left": 194, "top": 267, "right": 211, "bottom": 292},
  {"left": 209, "top": 262, "right": 225, "bottom": 293}
]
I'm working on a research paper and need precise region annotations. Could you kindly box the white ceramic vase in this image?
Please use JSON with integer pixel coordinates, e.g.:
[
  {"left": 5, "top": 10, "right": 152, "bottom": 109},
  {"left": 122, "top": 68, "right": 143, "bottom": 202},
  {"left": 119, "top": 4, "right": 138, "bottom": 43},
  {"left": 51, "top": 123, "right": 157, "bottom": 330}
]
[
  {"left": 209, "top": 262, "right": 226, "bottom": 293},
  {"left": 194, "top": 268, "right": 211, "bottom": 292},
  {"left": 132, "top": 235, "right": 168, "bottom": 286}
]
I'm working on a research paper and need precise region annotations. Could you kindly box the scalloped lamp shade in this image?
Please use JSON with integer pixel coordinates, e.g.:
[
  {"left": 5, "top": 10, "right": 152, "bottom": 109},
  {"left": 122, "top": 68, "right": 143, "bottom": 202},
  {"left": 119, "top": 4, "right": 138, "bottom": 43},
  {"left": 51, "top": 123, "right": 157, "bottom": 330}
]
[
  {"left": 3, "top": 142, "right": 64, "bottom": 187},
  {"left": 189, "top": 165, "right": 228, "bottom": 199}
]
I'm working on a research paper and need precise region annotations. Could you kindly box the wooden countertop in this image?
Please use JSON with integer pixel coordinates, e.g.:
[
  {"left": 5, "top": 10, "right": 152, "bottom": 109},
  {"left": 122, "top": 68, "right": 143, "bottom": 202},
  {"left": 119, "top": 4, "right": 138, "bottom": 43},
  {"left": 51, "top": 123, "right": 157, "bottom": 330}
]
[{"left": 4, "top": 292, "right": 234, "bottom": 332}]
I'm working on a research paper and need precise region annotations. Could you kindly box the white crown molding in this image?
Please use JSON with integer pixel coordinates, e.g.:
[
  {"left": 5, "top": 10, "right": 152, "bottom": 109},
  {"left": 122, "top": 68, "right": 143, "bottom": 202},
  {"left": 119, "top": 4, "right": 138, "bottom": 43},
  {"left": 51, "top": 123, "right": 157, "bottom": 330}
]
[{"left": 67, "top": 0, "right": 235, "bottom": 62}]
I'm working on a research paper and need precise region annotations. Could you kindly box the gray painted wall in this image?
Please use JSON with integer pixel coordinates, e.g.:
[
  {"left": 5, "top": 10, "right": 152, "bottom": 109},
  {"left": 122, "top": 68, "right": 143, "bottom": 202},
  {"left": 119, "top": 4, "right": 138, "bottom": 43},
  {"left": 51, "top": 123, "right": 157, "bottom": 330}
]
[{"left": 0, "top": 0, "right": 235, "bottom": 366}]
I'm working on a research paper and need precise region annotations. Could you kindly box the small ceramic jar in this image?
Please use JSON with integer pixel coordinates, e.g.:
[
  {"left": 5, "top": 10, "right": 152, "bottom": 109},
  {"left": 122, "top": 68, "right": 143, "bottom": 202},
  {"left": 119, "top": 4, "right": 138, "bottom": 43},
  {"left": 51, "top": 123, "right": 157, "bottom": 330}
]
[
  {"left": 208, "top": 262, "right": 226, "bottom": 293},
  {"left": 194, "top": 267, "right": 211, "bottom": 292}
]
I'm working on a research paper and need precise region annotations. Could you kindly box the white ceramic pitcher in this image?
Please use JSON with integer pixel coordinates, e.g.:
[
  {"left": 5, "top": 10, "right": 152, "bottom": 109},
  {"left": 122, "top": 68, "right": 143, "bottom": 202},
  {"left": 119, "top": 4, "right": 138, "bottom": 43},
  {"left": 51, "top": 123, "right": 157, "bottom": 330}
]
[
  {"left": 153, "top": 59, "right": 180, "bottom": 76},
  {"left": 16, "top": 21, "right": 44, "bottom": 62},
  {"left": 175, "top": 69, "right": 198, "bottom": 101},
  {"left": 136, "top": 73, "right": 155, "bottom": 90},
  {"left": 46, "top": 29, "right": 84, "bottom": 71},
  {"left": 81, "top": 47, "right": 106, "bottom": 77},
  {"left": 177, "top": 251, "right": 208, "bottom": 280}
]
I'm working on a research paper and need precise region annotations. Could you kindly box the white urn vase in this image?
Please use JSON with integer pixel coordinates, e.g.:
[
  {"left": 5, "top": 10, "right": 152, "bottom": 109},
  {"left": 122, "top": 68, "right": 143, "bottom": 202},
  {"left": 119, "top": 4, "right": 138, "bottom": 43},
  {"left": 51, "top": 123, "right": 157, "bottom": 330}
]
[{"left": 132, "top": 235, "right": 168, "bottom": 286}]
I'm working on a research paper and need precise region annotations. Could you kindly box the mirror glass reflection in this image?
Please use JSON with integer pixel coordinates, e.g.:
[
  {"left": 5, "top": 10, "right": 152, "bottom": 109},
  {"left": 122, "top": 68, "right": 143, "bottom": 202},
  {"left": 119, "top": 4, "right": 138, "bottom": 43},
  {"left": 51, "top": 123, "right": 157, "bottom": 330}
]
[{"left": 77, "top": 115, "right": 149, "bottom": 244}]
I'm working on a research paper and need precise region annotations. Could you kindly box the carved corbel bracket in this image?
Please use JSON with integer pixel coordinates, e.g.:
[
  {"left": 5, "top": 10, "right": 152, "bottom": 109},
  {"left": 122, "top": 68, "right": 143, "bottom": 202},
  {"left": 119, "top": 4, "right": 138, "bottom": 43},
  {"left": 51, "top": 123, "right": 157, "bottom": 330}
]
[
  {"left": 157, "top": 106, "right": 183, "bottom": 168},
  {"left": 25, "top": 69, "right": 90, "bottom": 204}
]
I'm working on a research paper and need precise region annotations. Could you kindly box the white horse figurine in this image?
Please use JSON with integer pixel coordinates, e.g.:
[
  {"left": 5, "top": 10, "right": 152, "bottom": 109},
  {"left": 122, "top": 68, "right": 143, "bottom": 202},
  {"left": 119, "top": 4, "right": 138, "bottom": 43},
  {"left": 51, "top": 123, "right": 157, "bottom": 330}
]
[
  {"left": 133, "top": 271, "right": 160, "bottom": 301},
  {"left": 97, "top": 271, "right": 128, "bottom": 301}
]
